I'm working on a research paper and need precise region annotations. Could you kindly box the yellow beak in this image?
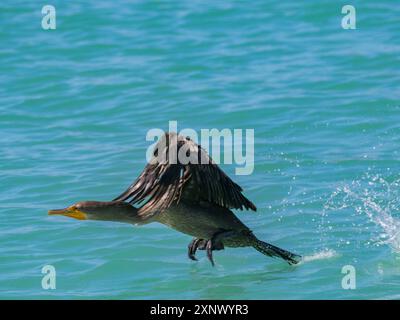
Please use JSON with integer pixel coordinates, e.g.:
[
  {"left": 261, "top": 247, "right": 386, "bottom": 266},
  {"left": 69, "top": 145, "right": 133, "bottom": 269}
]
[{"left": 48, "top": 207, "right": 87, "bottom": 220}]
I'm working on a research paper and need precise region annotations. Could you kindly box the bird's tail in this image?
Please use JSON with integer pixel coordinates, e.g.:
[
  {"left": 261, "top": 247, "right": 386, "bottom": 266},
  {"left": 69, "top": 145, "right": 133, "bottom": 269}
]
[{"left": 251, "top": 238, "right": 301, "bottom": 265}]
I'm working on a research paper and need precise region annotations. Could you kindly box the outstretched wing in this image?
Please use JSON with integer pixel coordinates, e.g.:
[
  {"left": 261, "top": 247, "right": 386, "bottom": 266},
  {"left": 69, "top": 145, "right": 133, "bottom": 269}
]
[{"left": 113, "top": 132, "right": 256, "bottom": 218}]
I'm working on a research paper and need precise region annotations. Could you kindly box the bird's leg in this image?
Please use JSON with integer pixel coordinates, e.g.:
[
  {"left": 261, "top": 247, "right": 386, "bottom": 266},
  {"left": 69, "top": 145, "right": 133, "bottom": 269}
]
[
  {"left": 205, "top": 230, "right": 236, "bottom": 266},
  {"left": 188, "top": 238, "right": 200, "bottom": 261},
  {"left": 188, "top": 238, "right": 207, "bottom": 261}
]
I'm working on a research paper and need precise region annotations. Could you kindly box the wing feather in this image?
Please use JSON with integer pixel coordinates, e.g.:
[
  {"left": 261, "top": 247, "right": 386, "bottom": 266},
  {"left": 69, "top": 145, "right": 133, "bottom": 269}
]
[{"left": 113, "top": 132, "right": 256, "bottom": 218}]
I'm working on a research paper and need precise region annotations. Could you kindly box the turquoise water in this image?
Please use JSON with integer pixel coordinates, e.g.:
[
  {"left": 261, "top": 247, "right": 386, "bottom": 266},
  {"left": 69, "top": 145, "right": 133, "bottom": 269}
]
[{"left": 1, "top": 1, "right": 400, "bottom": 299}]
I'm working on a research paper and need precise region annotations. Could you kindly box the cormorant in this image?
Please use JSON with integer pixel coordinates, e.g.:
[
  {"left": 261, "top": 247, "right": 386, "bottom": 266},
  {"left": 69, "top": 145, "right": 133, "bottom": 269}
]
[{"left": 49, "top": 132, "right": 301, "bottom": 266}]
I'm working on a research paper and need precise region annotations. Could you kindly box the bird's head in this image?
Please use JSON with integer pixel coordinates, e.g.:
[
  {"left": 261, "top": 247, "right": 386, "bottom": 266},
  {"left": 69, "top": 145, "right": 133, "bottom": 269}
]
[{"left": 48, "top": 201, "right": 142, "bottom": 224}]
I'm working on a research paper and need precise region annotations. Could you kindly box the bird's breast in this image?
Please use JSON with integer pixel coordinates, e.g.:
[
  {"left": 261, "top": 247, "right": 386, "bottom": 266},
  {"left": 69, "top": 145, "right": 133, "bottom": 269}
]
[{"left": 155, "top": 203, "right": 250, "bottom": 239}]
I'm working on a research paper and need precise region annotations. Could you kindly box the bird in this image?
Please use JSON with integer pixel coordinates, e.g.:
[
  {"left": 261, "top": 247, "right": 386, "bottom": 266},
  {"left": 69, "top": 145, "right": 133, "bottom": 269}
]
[{"left": 49, "top": 132, "right": 301, "bottom": 266}]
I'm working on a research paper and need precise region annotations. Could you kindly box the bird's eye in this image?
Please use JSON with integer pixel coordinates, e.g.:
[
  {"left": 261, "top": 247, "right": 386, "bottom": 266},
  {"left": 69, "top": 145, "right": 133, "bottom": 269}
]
[{"left": 185, "top": 136, "right": 191, "bottom": 141}]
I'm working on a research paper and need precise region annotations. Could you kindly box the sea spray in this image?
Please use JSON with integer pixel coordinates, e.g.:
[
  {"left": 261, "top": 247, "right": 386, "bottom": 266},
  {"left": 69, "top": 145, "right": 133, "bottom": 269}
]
[
  {"left": 301, "top": 249, "right": 338, "bottom": 264},
  {"left": 323, "top": 172, "right": 400, "bottom": 253}
]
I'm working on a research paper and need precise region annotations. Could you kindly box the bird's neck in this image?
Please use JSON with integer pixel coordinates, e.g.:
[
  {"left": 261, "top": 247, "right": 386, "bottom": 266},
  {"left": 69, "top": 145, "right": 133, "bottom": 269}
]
[{"left": 88, "top": 207, "right": 147, "bottom": 225}]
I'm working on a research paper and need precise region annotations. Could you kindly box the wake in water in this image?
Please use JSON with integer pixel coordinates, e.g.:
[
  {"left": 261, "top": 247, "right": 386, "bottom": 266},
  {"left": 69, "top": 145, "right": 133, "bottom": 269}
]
[
  {"left": 323, "top": 172, "right": 400, "bottom": 253},
  {"left": 300, "top": 249, "right": 338, "bottom": 264}
]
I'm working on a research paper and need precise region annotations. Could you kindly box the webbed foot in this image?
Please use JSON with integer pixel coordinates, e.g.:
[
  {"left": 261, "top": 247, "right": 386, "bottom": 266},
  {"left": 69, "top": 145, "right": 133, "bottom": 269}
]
[
  {"left": 187, "top": 238, "right": 207, "bottom": 261},
  {"left": 205, "top": 238, "right": 225, "bottom": 266},
  {"left": 188, "top": 231, "right": 234, "bottom": 266},
  {"left": 205, "top": 230, "right": 241, "bottom": 266}
]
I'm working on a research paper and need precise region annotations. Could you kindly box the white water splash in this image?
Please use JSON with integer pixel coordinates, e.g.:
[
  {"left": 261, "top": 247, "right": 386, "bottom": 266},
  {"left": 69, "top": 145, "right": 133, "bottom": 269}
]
[
  {"left": 301, "top": 249, "right": 338, "bottom": 263},
  {"left": 324, "top": 173, "right": 400, "bottom": 253}
]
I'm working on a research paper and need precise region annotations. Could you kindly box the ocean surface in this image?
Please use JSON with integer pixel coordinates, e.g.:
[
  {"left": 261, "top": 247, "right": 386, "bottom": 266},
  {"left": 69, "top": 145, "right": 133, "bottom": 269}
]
[{"left": 1, "top": 1, "right": 400, "bottom": 299}]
